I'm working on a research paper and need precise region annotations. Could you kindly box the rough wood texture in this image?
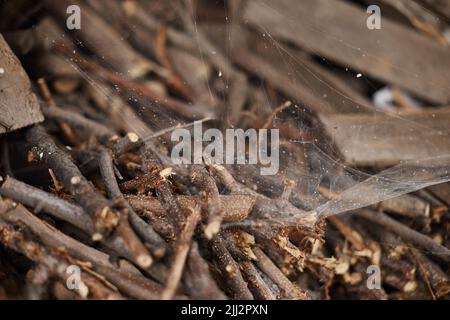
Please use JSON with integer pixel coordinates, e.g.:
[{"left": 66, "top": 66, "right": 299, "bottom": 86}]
[
  {"left": 0, "top": 34, "right": 43, "bottom": 134},
  {"left": 243, "top": 0, "right": 450, "bottom": 104},
  {"left": 318, "top": 108, "right": 450, "bottom": 166}
]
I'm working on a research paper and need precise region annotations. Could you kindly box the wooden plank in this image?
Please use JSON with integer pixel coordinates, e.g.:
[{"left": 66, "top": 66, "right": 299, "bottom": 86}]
[
  {"left": 243, "top": 0, "right": 450, "bottom": 104},
  {"left": 318, "top": 108, "right": 450, "bottom": 166},
  {"left": 0, "top": 34, "right": 43, "bottom": 134}
]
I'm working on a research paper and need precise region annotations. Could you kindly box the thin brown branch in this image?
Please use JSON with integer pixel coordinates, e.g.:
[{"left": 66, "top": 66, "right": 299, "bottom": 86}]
[
  {"left": 0, "top": 176, "right": 94, "bottom": 233},
  {"left": 25, "top": 125, "right": 119, "bottom": 239},
  {"left": 191, "top": 165, "right": 223, "bottom": 239},
  {"left": 98, "top": 147, "right": 167, "bottom": 258},
  {"left": 239, "top": 261, "right": 277, "bottom": 300},
  {"left": 183, "top": 241, "right": 227, "bottom": 299},
  {"left": 53, "top": 44, "right": 210, "bottom": 121},
  {"left": 358, "top": 209, "right": 450, "bottom": 264},
  {"left": 161, "top": 205, "right": 201, "bottom": 300},
  {"left": 211, "top": 236, "right": 254, "bottom": 300},
  {"left": 253, "top": 247, "right": 310, "bottom": 300}
]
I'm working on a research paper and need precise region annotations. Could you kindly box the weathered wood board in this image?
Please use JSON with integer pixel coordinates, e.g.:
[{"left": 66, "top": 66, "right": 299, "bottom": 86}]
[
  {"left": 0, "top": 34, "right": 43, "bottom": 134},
  {"left": 318, "top": 108, "right": 450, "bottom": 166},
  {"left": 243, "top": 0, "right": 450, "bottom": 104}
]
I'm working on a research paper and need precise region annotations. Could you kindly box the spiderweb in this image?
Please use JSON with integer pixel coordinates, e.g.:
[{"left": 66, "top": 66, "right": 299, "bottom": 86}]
[{"left": 28, "top": 0, "right": 450, "bottom": 223}]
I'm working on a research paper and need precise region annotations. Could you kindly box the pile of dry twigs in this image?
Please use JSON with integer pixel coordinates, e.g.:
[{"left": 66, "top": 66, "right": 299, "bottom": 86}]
[{"left": 0, "top": 0, "right": 449, "bottom": 300}]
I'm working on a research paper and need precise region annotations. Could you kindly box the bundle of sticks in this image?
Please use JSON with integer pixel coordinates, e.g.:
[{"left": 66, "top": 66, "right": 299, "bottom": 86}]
[{"left": 0, "top": 0, "right": 449, "bottom": 300}]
